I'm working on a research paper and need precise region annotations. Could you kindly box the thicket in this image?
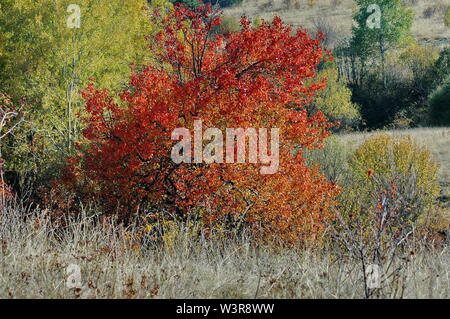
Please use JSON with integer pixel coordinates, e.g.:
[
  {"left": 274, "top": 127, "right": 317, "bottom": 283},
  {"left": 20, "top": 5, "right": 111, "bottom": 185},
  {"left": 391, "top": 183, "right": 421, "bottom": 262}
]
[
  {"left": 429, "top": 75, "right": 450, "bottom": 126},
  {"left": 0, "top": 0, "right": 161, "bottom": 194},
  {"left": 334, "top": 0, "right": 450, "bottom": 129},
  {"left": 168, "top": 0, "right": 243, "bottom": 9}
]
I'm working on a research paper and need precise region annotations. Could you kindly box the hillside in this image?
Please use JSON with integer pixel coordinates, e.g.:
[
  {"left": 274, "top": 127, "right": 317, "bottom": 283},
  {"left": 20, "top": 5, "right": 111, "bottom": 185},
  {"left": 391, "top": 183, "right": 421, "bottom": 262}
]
[{"left": 222, "top": 0, "right": 450, "bottom": 47}]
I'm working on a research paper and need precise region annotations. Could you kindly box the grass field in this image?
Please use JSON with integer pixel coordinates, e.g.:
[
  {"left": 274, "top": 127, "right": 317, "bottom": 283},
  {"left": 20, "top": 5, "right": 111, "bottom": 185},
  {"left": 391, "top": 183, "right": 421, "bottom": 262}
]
[
  {"left": 0, "top": 206, "right": 448, "bottom": 299},
  {"left": 0, "top": 127, "right": 449, "bottom": 299}
]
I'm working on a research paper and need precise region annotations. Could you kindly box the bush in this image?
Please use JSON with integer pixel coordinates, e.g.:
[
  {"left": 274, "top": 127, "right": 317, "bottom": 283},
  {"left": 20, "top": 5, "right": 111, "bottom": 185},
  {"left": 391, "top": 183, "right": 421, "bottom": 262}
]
[
  {"left": 399, "top": 43, "right": 438, "bottom": 88},
  {"left": 428, "top": 75, "right": 450, "bottom": 125},
  {"left": 432, "top": 47, "right": 450, "bottom": 87},
  {"left": 309, "top": 64, "right": 361, "bottom": 130},
  {"left": 331, "top": 135, "right": 443, "bottom": 292},
  {"left": 346, "top": 43, "right": 441, "bottom": 129},
  {"left": 345, "top": 134, "right": 440, "bottom": 223},
  {"left": 212, "top": 0, "right": 242, "bottom": 8},
  {"left": 350, "top": 73, "right": 413, "bottom": 128},
  {"left": 168, "top": 0, "right": 201, "bottom": 8},
  {"left": 208, "top": 0, "right": 243, "bottom": 7}
]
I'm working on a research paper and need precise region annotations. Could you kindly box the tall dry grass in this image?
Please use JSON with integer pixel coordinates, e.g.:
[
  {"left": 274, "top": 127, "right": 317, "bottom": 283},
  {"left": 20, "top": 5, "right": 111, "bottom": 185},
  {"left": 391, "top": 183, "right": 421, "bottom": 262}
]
[{"left": 0, "top": 199, "right": 448, "bottom": 299}]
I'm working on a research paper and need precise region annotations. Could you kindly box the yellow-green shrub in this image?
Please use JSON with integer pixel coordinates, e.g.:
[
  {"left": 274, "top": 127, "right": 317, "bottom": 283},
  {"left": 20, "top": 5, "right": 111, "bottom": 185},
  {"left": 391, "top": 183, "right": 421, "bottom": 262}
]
[
  {"left": 309, "top": 64, "right": 361, "bottom": 129},
  {"left": 399, "top": 43, "right": 438, "bottom": 81},
  {"left": 344, "top": 134, "right": 440, "bottom": 222}
]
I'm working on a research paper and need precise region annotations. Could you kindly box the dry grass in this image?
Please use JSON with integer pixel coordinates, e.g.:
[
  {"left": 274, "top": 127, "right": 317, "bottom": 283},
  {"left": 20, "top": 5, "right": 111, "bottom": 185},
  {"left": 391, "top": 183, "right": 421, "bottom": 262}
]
[
  {"left": 1, "top": 128, "right": 449, "bottom": 299},
  {"left": 222, "top": 0, "right": 450, "bottom": 47},
  {"left": 0, "top": 201, "right": 448, "bottom": 299}
]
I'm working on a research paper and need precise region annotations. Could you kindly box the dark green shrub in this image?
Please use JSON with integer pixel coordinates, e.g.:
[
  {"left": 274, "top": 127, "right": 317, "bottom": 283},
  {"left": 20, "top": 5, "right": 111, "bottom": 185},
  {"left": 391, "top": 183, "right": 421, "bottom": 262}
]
[
  {"left": 205, "top": 0, "right": 243, "bottom": 7},
  {"left": 428, "top": 75, "right": 450, "bottom": 126},
  {"left": 169, "top": 0, "right": 243, "bottom": 8},
  {"left": 432, "top": 47, "right": 450, "bottom": 87},
  {"left": 349, "top": 45, "right": 441, "bottom": 129},
  {"left": 168, "top": 0, "right": 200, "bottom": 9},
  {"left": 350, "top": 74, "right": 413, "bottom": 129}
]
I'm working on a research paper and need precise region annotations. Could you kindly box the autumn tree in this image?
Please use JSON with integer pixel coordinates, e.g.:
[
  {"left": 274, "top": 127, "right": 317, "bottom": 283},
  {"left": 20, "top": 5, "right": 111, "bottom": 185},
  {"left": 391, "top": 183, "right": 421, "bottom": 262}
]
[
  {"left": 350, "top": 0, "right": 413, "bottom": 86},
  {"left": 63, "top": 4, "right": 339, "bottom": 245},
  {"left": 0, "top": 0, "right": 168, "bottom": 181}
]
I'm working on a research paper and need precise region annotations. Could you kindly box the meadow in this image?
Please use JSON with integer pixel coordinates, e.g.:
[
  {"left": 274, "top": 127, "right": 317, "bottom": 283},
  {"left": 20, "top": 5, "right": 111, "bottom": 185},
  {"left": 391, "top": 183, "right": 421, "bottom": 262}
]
[
  {"left": 1, "top": 0, "right": 450, "bottom": 299},
  {"left": 1, "top": 128, "right": 449, "bottom": 299},
  {"left": 0, "top": 198, "right": 448, "bottom": 299}
]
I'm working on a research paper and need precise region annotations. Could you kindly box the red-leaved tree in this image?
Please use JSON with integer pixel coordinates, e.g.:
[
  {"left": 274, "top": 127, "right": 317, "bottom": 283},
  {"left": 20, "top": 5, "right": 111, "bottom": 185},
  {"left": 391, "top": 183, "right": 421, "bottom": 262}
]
[{"left": 61, "top": 4, "right": 339, "bottom": 244}]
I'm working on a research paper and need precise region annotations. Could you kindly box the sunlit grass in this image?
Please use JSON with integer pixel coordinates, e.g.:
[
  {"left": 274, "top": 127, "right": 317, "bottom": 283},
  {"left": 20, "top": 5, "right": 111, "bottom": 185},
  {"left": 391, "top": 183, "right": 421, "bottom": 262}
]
[{"left": 0, "top": 202, "right": 448, "bottom": 299}]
